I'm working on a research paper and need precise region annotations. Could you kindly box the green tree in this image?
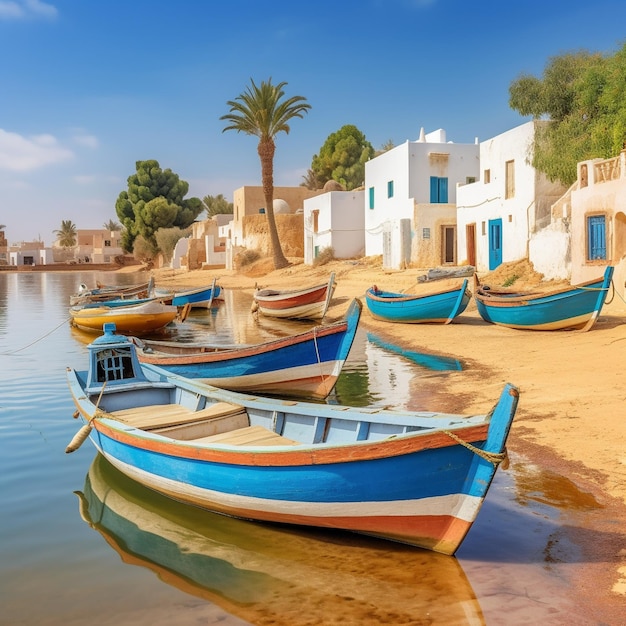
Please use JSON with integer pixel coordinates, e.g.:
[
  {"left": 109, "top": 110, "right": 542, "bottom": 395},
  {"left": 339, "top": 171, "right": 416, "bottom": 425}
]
[
  {"left": 115, "top": 159, "right": 203, "bottom": 254},
  {"left": 221, "top": 78, "right": 311, "bottom": 270},
  {"left": 155, "top": 226, "right": 192, "bottom": 263},
  {"left": 509, "top": 46, "right": 626, "bottom": 184},
  {"left": 311, "top": 125, "right": 375, "bottom": 191},
  {"left": 54, "top": 220, "right": 77, "bottom": 248},
  {"left": 203, "top": 194, "right": 233, "bottom": 217},
  {"left": 102, "top": 219, "right": 121, "bottom": 231}
]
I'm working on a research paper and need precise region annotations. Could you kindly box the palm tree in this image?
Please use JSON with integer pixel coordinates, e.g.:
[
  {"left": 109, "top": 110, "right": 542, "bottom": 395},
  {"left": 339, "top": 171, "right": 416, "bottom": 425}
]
[
  {"left": 102, "top": 219, "right": 121, "bottom": 231},
  {"left": 221, "top": 78, "right": 311, "bottom": 269},
  {"left": 54, "top": 220, "right": 77, "bottom": 248}
]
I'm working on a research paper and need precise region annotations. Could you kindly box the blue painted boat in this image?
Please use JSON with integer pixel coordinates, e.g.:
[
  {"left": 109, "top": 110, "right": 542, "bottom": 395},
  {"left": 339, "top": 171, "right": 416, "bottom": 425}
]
[
  {"left": 171, "top": 278, "right": 221, "bottom": 308},
  {"left": 76, "top": 453, "right": 486, "bottom": 622},
  {"left": 474, "top": 266, "right": 614, "bottom": 331},
  {"left": 66, "top": 323, "right": 519, "bottom": 555},
  {"left": 133, "top": 299, "right": 362, "bottom": 399},
  {"left": 365, "top": 279, "right": 471, "bottom": 324}
]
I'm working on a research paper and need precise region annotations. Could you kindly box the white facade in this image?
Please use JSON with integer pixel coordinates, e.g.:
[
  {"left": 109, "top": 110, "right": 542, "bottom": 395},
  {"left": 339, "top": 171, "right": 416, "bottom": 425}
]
[
  {"left": 303, "top": 191, "right": 365, "bottom": 264},
  {"left": 456, "top": 121, "right": 566, "bottom": 273},
  {"left": 364, "top": 128, "right": 479, "bottom": 268}
]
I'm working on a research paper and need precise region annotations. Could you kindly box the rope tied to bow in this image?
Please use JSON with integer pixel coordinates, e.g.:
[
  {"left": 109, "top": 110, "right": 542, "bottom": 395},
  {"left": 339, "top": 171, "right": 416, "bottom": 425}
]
[{"left": 443, "top": 429, "right": 509, "bottom": 468}]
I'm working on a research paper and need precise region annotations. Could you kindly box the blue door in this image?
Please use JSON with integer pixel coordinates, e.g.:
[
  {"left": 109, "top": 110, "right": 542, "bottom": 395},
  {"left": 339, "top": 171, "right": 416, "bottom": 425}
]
[{"left": 488, "top": 218, "right": 502, "bottom": 270}]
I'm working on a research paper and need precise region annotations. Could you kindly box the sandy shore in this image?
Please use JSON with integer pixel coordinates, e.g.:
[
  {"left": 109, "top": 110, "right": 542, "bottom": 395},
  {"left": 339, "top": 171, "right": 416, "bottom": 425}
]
[{"left": 135, "top": 257, "right": 626, "bottom": 620}]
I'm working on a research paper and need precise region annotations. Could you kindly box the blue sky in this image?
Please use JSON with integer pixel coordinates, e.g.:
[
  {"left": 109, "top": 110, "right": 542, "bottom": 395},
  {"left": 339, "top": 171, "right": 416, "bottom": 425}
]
[{"left": 1, "top": 0, "right": 625, "bottom": 245}]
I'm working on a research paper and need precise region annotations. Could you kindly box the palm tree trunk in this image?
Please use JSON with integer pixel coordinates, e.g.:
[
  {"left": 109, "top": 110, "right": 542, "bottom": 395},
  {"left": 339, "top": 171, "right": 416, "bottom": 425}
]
[{"left": 258, "top": 139, "right": 289, "bottom": 269}]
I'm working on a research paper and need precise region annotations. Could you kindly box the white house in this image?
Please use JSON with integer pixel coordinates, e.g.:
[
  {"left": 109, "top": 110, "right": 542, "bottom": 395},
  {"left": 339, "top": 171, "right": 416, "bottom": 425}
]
[
  {"left": 364, "top": 128, "right": 480, "bottom": 269},
  {"left": 456, "top": 121, "right": 567, "bottom": 273},
  {"left": 303, "top": 190, "right": 365, "bottom": 264}
]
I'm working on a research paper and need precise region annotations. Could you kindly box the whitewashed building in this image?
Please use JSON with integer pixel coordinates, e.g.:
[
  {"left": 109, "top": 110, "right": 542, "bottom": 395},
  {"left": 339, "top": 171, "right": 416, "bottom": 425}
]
[
  {"left": 456, "top": 121, "right": 567, "bottom": 273},
  {"left": 364, "top": 128, "right": 480, "bottom": 269},
  {"left": 303, "top": 190, "right": 365, "bottom": 264}
]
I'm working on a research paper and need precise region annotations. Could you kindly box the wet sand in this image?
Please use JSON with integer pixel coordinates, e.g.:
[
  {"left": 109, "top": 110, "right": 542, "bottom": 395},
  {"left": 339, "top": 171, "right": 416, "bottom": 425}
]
[{"left": 132, "top": 258, "right": 626, "bottom": 624}]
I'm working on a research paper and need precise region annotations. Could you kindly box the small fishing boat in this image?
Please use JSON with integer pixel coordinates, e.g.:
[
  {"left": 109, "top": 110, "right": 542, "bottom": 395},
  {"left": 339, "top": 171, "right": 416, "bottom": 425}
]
[
  {"left": 66, "top": 323, "right": 519, "bottom": 555},
  {"left": 473, "top": 266, "right": 614, "bottom": 331},
  {"left": 75, "top": 453, "right": 486, "bottom": 624},
  {"left": 252, "top": 273, "right": 336, "bottom": 321},
  {"left": 171, "top": 278, "right": 221, "bottom": 309},
  {"left": 365, "top": 279, "right": 471, "bottom": 324},
  {"left": 133, "top": 299, "right": 361, "bottom": 399},
  {"left": 69, "top": 300, "right": 178, "bottom": 335},
  {"left": 69, "top": 280, "right": 153, "bottom": 306}
]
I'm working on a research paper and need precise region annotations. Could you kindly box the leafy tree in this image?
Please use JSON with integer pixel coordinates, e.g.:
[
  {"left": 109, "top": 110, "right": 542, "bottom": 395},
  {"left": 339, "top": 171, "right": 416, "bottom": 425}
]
[
  {"left": 509, "top": 46, "right": 626, "bottom": 185},
  {"left": 311, "top": 125, "right": 375, "bottom": 191},
  {"left": 221, "top": 78, "right": 311, "bottom": 270},
  {"left": 54, "top": 220, "right": 77, "bottom": 248},
  {"left": 155, "top": 226, "right": 192, "bottom": 263},
  {"left": 102, "top": 219, "right": 121, "bottom": 231},
  {"left": 115, "top": 159, "right": 203, "bottom": 253},
  {"left": 203, "top": 194, "right": 233, "bottom": 217}
]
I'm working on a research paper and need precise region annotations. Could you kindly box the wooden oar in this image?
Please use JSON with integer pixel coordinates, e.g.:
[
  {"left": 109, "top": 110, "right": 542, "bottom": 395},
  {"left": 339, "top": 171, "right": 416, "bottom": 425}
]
[{"left": 65, "top": 381, "right": 107, "bottom": 454}]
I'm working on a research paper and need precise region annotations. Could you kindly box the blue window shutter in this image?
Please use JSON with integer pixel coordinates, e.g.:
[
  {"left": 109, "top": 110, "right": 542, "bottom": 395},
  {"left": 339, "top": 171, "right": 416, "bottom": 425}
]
[
  {"left": 430, "top": 177, "right": 438, "bottom": 202},
  {"left": 369, "top": 187, "right": 375, "bottom": 209},
  {"left": 587, "top": 216, "right": 606, "bottom": 260},
  {"left": 439, "top": 178, "right": 448, "bottom": 203}
]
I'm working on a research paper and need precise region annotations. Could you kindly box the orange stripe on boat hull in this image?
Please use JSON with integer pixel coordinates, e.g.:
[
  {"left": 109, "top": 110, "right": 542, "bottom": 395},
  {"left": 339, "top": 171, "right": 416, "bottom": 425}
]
[{"left": 150, "top": 484, "right": 471, "bottom": 555}]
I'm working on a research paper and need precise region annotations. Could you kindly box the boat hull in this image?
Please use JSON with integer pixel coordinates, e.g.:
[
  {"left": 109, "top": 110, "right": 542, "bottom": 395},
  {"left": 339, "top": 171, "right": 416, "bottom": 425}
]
[
  {"left": 474, "top": 267, "right": 613, "bottom": 331},
  {"left": 136, "top": 299, "right": 361, "bottom": 399},
  {"left": 69, "top": 301, "right": 178, "bottom": 334},
  {"left": 171, "top": 283, "right": 221, "bottom": 308},
  {"left": 253, "top": 274, "right": 335, "bottom": 320},
  {"left": 365, "top": 280, "right": 471, "bottom": 324}
]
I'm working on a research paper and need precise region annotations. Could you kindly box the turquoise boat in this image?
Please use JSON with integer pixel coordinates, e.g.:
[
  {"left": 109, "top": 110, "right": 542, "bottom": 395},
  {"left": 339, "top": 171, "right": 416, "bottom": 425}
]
[
  {"left": 365, "top": 279, "right": 471, "bottom": 324},
  {"left": 474, "top": 266, "right": 614, "bottom": 331}
]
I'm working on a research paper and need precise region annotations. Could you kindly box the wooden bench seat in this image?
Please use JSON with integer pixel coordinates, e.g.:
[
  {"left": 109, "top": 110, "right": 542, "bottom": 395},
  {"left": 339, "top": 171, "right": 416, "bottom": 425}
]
[
  {"left": 110, "top": 401, "right": 245, "bottom": 431},
  {"left": 193, "top": 425, "right": 299, "bottom": 447}
]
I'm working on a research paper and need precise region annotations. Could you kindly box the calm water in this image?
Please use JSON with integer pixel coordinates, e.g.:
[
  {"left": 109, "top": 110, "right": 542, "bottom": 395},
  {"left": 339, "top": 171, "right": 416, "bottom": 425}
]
[{"left": 0, "top": 271, "right": 592, "bottom": 625}]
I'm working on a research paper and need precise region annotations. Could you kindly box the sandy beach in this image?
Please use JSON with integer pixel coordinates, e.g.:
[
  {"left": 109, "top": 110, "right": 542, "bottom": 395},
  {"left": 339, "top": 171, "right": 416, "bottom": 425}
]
[{"left": 142, "top": 256, "right": 626, "bottom": 622}]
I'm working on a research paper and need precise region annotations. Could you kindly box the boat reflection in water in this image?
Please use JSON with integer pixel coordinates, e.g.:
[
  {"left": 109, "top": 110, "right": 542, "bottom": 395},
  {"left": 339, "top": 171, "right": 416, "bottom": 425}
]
[
  {"left": 77, "top": 454, "right": 485, "bottom": 625},
  {"left": 367, "top": 332, "right": 463, "bottom": 371}
]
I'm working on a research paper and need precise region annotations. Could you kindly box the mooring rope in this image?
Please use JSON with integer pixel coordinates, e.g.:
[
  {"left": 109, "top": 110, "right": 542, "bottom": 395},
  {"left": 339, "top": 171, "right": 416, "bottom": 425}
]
[
  {"left": 0, "top": 316, "right": 72, "bottom": 355},
  {"left": 312, "top": 325, "right": 329, "bottom": 392},
  {"left": 443, "top": 429, "right": 509, "bottom": 467}
]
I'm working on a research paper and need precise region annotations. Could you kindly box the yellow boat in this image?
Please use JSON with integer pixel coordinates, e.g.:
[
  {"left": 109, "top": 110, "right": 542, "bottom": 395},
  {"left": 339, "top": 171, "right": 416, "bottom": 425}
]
[{"left": 69, "top": 300, "right": 178, "bottom": 335}]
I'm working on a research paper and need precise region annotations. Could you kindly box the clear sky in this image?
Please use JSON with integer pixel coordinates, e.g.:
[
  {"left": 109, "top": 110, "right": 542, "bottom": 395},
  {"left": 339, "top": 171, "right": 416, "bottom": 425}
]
[{"left": 1, "top": 0, "right": 625, "bottom": 245}]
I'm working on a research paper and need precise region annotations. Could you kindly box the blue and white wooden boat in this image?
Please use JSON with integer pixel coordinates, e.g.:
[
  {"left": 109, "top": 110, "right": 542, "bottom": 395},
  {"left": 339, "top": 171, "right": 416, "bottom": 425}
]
[
  {"left": 133, "top": 299, "right": 361, "bottom": 400},
  {"left": 171, "top": 278, "right": 221, "bottom": 309},
  {"left": 474, "top": 266, "right": 614, "bottom": 331},
  {"left": 66, "top": 323, "right": 519, "bottom": 555},
  {"left": 365, "top": 279, "right": 471, "bottom": 324}
]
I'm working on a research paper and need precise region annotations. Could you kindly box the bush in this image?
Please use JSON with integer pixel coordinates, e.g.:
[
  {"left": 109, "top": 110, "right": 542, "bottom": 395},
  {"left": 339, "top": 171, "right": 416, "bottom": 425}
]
[
  {"left": 234, "top": 248, "right": 261, "bottom": 269},
  {"left": 155, "top": 226, "right": 192, "bottom": 263},
  {"left": 312, "top": 246, "right": 335, "bottom": 266}
]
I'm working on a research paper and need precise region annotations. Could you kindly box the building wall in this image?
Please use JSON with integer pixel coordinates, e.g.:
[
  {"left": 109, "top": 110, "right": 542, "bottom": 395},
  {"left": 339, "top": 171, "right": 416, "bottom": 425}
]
[
  {"left": 303, "top": 191, "right": 365, "bottom": 264},
  {"left": 570, "top": 152, "right": 626, "bottom": 301},
  {"left": 364, "top": 129, "right": 479, "bottom": 260},
  {"left": 456, "top": 121, "right": 566, "bottom": 273}
]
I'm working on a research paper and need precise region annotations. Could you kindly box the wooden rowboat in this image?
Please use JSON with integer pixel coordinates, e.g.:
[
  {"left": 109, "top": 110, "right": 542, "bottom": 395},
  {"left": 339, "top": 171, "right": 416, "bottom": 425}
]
[
  {"left": 252, "top": 273, "right": 336, "bottom": 321},
  {"left": 473, "top": 266, "right": 614, "bottom": 331},
  {"left": 69, "top": 300, "right": 178, "bottom": 335},
  {"left": 170, "top": 278, "right": 221, "bottom": 309},
  {"left": 365, "top": 279, "right": 471, "bottom": 324},
  {"left": 133, "top": 298, "right": 362, "bottom": 399},
  {"left": 69, "top": 280, "right": 153, "bottom": 306},
  {"left": 66, "top": 323, "right": 519, "bottom": 555}
]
